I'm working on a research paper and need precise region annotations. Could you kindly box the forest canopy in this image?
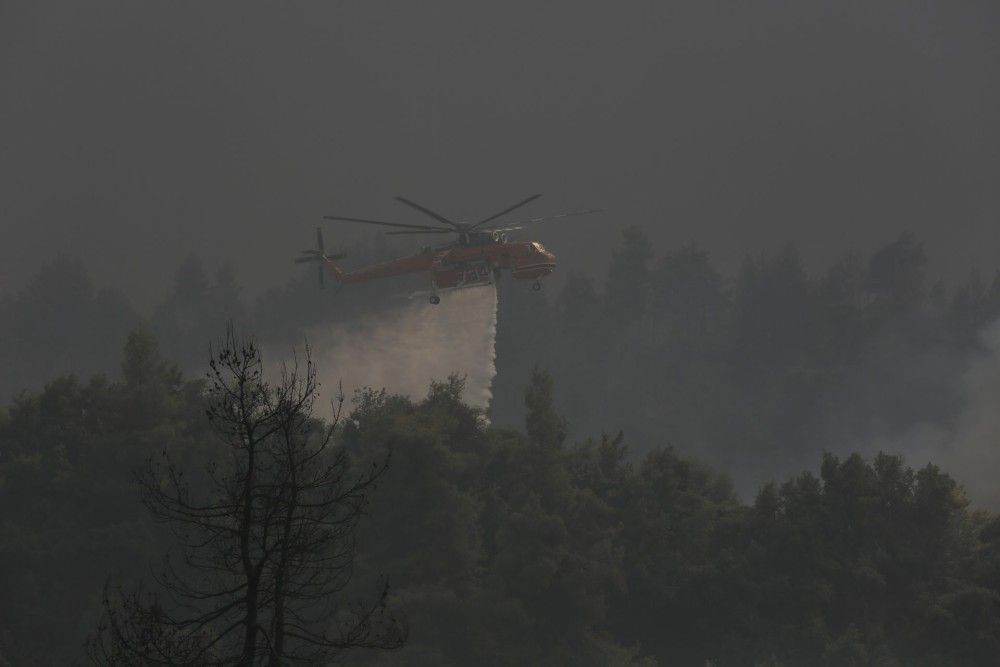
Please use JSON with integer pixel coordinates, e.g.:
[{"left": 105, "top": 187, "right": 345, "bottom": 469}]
[
  {"left": 4, "top": 232, "right": 1000, "bottom": 663},
  {"left": 2, "top": 326, "right": 1000, "bottom": 664}
]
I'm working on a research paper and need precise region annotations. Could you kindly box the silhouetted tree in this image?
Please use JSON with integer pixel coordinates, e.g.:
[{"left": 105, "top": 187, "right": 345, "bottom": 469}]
[
  {"left": 87, "top": 331, "right": 404, "bottom": 665},
  {"left": 866, "top": 231, "right": 927, "bottom": 312},
  {"left": 554, "top": 273, "right": 603, "bottom": 338},
  {"left": 605, "top": 225, "right": 653, "bottom": 322},
  {"left": 0, "top": 256, "right": 137, "bottom": 400},
  {"left": 650, "top": 244, "right": 726, "bottom": 342},
  {"left": 152, "top": 257, "right": 250, "bottom": 370}
]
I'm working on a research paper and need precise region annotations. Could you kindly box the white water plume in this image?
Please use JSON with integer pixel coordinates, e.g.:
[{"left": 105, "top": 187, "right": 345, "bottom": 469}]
[{"left": 270, "top": 284, "right": 498, "bottom": 412}]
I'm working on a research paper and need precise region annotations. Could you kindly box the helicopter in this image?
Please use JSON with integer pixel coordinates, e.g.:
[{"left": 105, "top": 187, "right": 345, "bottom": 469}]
[{"left": 295, "top": 195, "right": 599, "bottom": 304}]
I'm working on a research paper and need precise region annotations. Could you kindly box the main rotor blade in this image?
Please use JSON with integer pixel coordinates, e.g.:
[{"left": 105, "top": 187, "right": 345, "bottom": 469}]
[
  {"left": 296, "top": 251, "right": 347, "bottom": 261},
  {"left": 394, "top": 196, "right": 458, "bottom": 228},
  {"left": 482, "top": 226, "right": 524, "bottom": 233},
  {"left": 485, "top": 208, "right": 603, "bottom": 231},
  {"left": 323, "top": 215, "right": 447, "bottom": 231},
  {"left": 385, "top": 229, "right": 456, "bottom": 236},
  {"left": 470, "top": 194, "right": 542, "bottom": 230}
]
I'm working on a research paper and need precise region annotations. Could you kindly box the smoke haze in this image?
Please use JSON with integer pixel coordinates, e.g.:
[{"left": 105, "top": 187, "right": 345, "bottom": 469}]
[
  {"left": 3, "top": 1, "right": 1000, "bottom": 304},
  {"left": 864, "top": 318, "right": 1000, "bottom": 508}
]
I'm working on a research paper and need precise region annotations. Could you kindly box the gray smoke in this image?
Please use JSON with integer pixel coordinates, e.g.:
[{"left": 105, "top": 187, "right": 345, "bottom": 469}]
[
  {"left": 938, "top": 320, "right": 1000, "bottom": 507},
  {"left": 860, "top": 319, "right": 1000, "bottom": 507}
]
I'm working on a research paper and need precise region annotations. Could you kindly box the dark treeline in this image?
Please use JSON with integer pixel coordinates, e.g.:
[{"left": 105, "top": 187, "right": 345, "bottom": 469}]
[
  {"left": 4, "top": 230, "right": 998, "bottom": 493},
  {"left": 493, "top": 229, "right": 1000, "bottom": 490},
  {"left": 0, "top": 233, "right": 403, "bottom": 401},
  {"left": 2, "top": 334, "right": 1000, "bottom": 664}
]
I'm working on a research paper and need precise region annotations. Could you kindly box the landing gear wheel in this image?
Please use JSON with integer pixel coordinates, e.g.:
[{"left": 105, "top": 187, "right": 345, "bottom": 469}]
[
  {"left": 429, "top": 294, "right": 441, "bottom": 305},
  {"left": 532, "top": 281, "right": 542, "bottom": 291}
]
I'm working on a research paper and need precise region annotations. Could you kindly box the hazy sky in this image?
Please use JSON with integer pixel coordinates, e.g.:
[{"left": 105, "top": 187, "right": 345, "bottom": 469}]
[{"left": 3, "top": 1, "right": 999, "bottom": 305}]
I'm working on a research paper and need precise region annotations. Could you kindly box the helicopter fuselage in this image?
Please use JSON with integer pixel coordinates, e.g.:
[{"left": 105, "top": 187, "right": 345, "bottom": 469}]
[{"left": 325, "top": 238, "right": 556, "bottom": 290}]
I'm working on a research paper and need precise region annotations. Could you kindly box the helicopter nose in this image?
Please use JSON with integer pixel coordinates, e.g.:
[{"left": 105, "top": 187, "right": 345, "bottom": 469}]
[{"left": 539, "top": 250, "right": 557, "bottom": 274}]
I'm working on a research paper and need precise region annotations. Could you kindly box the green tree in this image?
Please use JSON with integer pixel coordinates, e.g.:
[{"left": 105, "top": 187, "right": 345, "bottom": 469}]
[
  {"left": 524, "top": 367, "right": 567, "bottom": 449},
  {"left": 0, "top": 330, "right": 198, "bottom": 664}
]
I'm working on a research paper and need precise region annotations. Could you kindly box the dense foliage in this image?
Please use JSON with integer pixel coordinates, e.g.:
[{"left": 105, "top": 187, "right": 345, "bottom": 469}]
[
  {"left": 0, "top": 329, "right": 206, "bottom": 663},
  {"left": 2, "top": 335, "right": 1000, "bottom": 664}
]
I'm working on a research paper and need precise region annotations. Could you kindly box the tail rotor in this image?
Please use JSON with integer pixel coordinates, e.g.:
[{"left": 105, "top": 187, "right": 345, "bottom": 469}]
[{"left": 295, "top": 227, "right": 346, "bottom": 288}]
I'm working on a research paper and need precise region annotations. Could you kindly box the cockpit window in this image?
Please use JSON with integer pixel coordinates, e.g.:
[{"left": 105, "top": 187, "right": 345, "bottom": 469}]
[{"left": 531, "top": 242, "right": 545, "bottom": 253}]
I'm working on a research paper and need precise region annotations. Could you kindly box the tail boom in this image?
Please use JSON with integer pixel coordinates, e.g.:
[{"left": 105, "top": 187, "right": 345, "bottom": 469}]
[{"left": 320, "top": 256, "right": 354, "bottom": 283}]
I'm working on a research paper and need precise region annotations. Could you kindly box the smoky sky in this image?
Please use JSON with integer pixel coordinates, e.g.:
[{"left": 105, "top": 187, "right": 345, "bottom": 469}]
[{"left": 2, "top": 0, "right": 999, "bottom": 305}]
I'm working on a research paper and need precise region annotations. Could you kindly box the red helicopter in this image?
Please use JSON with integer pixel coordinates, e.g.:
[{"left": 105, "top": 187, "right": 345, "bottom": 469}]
[{"left": 295, "top": 195, "right": 599, "bottom": 304}]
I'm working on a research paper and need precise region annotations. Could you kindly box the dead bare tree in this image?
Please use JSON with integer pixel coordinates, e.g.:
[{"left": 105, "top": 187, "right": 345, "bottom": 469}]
[{"left": 87, "top": 330, "right": 405, "bottom": 665}]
